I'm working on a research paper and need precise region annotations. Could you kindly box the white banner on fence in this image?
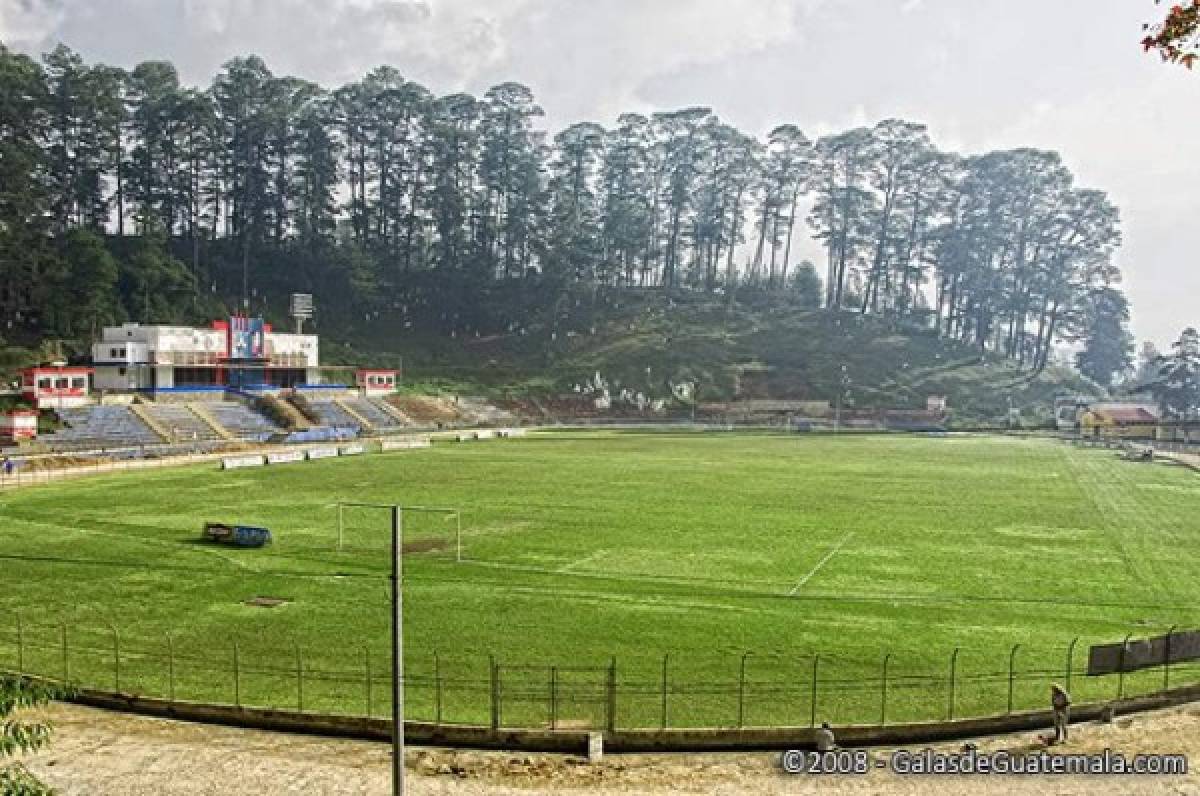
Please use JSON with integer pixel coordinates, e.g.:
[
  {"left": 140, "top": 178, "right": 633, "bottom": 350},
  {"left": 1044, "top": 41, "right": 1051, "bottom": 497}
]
[
  {"left": 266, "top": 450, "right": 305, "bottom": 465},
  {"left": 339, "top": 443, "right": 366, "bottom": 456},
  {"left": 475, "top": 429, "right": 495, "bottom": 440},
  {"left": 222, "top": 455, "right": 265, "bottom": 470},
  {"left": 306, "top": 446, "right": 338, "bottom": 460},
  {"left": 380, "top": 437, "right": 431, "bottom": 451}
]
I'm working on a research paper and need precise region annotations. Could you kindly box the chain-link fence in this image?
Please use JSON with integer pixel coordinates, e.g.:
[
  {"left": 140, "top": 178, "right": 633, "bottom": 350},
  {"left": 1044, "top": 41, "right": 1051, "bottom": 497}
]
[{"left": 2, "top": 613, "right": 1195, "bottom": 731}]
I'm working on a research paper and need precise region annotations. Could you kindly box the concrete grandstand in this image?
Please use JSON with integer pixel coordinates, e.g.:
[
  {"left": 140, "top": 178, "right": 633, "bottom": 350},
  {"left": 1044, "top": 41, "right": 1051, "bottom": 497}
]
[{"left": 7, "top": 316, "right": 515, "bottom": 453}]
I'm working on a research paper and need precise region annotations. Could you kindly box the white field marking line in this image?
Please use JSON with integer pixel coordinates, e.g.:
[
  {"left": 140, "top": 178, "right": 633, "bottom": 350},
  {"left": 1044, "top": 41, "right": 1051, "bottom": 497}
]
[
  {"left": 556, "top": 548, "right": 609, "bottom": 574},
  {"left": 788, "top": 532, "right": 856, "bottom": 595},
  {"left": 423, "top": 558, "right": 1191, "bottom": 609},
  {"left": 450, "top": 557, "right": 791, "bottom": 589}
]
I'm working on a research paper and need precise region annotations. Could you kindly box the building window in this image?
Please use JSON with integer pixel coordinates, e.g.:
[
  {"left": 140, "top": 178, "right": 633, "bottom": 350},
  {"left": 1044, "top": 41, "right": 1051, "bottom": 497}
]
[
  {"left": 71, "top": 377, "right": 86, "bottom": 389},
  {"left": 110, "top": 348, "right": 119, "bottom": 358},
  {"left": 55, "top": 378, "right": 68, "bottom": 389},
  {"left": 37, "top": 378, "right": 51, "bottom": 389},
  {"left": 118, "top": 367, "right": 127, "bottom": 376}
]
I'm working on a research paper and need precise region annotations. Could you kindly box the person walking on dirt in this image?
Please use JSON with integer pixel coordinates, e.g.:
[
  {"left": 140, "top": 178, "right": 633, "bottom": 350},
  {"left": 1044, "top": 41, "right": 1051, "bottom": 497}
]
[{"left": 1051, "top": 684, "right": 1071, "bottom": 743}]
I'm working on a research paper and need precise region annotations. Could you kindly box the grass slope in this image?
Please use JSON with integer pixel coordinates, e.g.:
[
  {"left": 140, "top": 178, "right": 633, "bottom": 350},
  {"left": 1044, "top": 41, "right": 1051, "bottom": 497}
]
[
  {"left": 343, "top": 297, "right": 1098, "bottom": 423},
  {"left": 2, "top": 433, "right": 1196, "bottom": 728}
]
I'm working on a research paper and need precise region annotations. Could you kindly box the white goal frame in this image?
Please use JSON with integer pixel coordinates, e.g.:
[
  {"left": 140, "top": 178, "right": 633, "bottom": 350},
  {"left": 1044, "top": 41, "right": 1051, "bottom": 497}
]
[{"left": 336, "top": 501, "right": 463, "bottom": 561}]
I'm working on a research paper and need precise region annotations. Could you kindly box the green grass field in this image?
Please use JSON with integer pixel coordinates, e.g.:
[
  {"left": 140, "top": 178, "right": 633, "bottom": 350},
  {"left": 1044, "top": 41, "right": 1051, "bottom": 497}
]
[{"left": 3, "top": 432, "right": 1200, "bottom": 729}]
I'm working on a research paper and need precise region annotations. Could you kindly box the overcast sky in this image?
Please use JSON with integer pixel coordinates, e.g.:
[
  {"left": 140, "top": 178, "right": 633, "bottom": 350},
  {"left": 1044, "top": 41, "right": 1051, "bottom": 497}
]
[{"left": 2, "top": 0, "right": 1196, "bottom": 347}]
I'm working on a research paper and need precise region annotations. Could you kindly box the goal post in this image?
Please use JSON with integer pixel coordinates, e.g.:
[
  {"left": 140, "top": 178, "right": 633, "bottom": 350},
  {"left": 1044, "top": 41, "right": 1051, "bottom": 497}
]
[{"left": 336, "top": 501, "right": 464, "bottom": 561}]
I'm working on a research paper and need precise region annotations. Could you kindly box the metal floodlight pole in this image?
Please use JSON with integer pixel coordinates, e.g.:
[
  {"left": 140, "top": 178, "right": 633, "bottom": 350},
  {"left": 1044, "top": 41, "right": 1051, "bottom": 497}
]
[{"left": 391, "top": 504, "right": 404, "bottom": 796}]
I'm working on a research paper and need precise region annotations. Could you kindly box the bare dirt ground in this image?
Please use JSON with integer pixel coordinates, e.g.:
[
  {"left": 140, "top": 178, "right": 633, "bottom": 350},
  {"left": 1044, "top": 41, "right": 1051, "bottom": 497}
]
[{"left": 13, "top": 701, "right": 1200, "bottom": 795}]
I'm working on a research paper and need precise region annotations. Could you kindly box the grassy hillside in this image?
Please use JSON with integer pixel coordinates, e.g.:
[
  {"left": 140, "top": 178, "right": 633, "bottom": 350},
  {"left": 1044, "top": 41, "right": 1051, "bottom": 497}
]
[
  {"left": 7, "top": 293, "right": 1099, "bottom": 425},
  {"left": 339, "top": 295, "right": 1100, "bottom": 424}
]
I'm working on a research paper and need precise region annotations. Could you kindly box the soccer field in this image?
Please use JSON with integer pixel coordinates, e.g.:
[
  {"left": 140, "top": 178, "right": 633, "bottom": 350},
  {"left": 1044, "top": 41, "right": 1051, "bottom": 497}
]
[{"left": 3, "top": 432, "right": 1200, "bottom": 729}]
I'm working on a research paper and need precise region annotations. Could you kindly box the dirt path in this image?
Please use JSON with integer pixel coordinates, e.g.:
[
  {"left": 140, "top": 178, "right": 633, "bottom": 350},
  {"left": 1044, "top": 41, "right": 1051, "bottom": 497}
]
[{"left": 13, "top": 701, "right": 1200, "bottom": 794}]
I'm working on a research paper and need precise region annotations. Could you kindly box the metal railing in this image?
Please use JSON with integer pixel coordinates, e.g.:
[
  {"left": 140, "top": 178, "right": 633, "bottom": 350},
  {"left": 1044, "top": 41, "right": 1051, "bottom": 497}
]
[{"left": 1, "top": 614, "right": 1191, "bottom": 732}]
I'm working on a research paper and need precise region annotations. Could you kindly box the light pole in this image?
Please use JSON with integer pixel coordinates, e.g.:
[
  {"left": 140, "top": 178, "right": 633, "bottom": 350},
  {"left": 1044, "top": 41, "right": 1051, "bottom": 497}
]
[{"left": 390, "top": 505, "right": 404, "bottom": 796}]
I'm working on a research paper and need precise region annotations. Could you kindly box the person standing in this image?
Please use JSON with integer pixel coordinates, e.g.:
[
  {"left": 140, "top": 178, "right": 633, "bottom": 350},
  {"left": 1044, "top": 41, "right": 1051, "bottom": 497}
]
[
  {"left": 1051, "top": 684, "right": 1071, "bottom": 743},
  {"left": 815, "top": 722, "right": 836, "bottom": 752}
]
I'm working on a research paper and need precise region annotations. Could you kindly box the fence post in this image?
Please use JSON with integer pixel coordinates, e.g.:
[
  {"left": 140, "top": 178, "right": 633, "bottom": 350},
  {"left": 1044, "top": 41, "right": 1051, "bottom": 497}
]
[
  {"left": 1007, "top": 644, "right": 1021, "bottom": 714},
  {"left": 880, "top": 653, "right": 891, "bottom": 727},
  {"left": 110, "top": 622, "right": 121, "bottom": 692},
  {"left": 435, "top": 651, "right": 443, "bottom": 726},
  {"left": 1117, "top": 633, "right": 1131, "bottom": 700},
  {"left": 456, "top": 512, "right": 462, "bottom": 563},
  {"left": 738, "top": 652, "right": 750, "bottom": 728},
  {"left": 947, "top": 647, "right": 959, "bottom": 720},
  {"left": 661, "top": 653, "right": 669, "bottom": 730},
  {"left": 550, "top": 666, "right": 558, "bottom": 730},
  {"left": 1164, "top": 626, "right": 1176, "bottom": 691},
  {"left": 1065, "top": 637, "right": 1078, "bottom": 695},
  {"left": 364, "top": 646, "right": 372, "bottom": 718},
  {"left": 489, "top": 655, "right": 499, "bottom": 730},
  {"left": 61, "top": 621, "right": 69, "bottom": 682},
  {"left": 294, "top": 640, "right": 304, "bottom": 711},
  {"left": 15, "top": 611, "right": 22, "bottom": 673},
  {"left": 337, "top": 503, "right": 344, "bottom": 552},
  {"left": 810, "top": 654, "right": 820, "bottom": 728},
  {"left": 167, "top": 632, "right": 175, "bottom": 702},
  {"left": 606, "top": 656, "right": 617, "bottom": 733},
  {"left": 233, "top": 638, "right": 241, "bottom": 707}
]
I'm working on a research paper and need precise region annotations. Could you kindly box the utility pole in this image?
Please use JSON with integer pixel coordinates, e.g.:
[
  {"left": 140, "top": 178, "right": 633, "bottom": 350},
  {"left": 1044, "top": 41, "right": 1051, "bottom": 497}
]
[{"left": 391, "top": 506, "right": 404, "bottom": 796}]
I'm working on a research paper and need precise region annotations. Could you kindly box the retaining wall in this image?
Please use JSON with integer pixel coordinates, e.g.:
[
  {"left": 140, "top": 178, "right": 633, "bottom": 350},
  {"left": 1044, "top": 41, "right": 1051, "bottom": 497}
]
[{"left": 16, "top": 675, "right": 1200, "bottom": 754}]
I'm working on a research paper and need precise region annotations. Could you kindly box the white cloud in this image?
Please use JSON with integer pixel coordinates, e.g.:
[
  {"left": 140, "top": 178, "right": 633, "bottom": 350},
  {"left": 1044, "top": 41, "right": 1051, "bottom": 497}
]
[{"left": 0, "top": 0, "right": 65, "bottom": 49}]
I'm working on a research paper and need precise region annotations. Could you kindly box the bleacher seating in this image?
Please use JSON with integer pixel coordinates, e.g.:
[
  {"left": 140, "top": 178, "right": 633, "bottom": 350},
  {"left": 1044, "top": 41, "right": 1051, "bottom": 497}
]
[
  {"left": 142, "top": 404, "right": 223, "bottom": 442},
  {"left": 343, "top": 397, "right": 406, "bottom": 430},
  {"left": 459, "top": 397, "right": 519, "bottom": 426},
  {"left": 52, "top": 406, "right": 162, "bottom": 448},
  {"left": 309, "top": 400, "right": 362, "bottom": 431},
  {"left": 206, "top": 402, "right": 282, "bottom": 439}
]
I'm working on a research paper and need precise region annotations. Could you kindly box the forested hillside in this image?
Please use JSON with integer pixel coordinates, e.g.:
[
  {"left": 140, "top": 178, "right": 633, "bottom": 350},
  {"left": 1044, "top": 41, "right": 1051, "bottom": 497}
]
[{"left": 0, "top": 43, "right": 1132, "bottom": 398}]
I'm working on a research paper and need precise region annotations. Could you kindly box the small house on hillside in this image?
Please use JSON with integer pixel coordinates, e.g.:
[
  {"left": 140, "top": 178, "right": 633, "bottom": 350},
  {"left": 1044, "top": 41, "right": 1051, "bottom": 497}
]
[{"left": 1080, "top": 406, "right": 1158, "bottom": 440}]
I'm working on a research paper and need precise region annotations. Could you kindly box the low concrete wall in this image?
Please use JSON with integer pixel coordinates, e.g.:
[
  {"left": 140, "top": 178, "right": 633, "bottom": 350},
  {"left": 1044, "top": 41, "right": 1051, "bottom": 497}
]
[
  {"left": 22, "top": 677, "right": 1200, "bottom": 754},
  {"left": 380, "top": 436, "right": 431, "bottom": 451},
  {"left": 221, "top": 454, "right": 265, "bottom": 470}
]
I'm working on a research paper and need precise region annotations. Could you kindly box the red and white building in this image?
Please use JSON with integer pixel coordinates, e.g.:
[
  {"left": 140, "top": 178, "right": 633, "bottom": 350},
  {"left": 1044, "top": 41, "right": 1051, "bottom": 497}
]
[
  {"left": 20, "top": 364, "right": 93, "bottom": 409},
  {"left": 91, "top": 320, "right": 319, "bottom": 392},
  {"left": 0, "top": 410, "right": 38, "bottom": 441},
  {"left": 355, "top": 369, "right": 399, "bottom": 396}
]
